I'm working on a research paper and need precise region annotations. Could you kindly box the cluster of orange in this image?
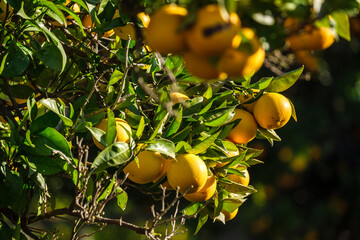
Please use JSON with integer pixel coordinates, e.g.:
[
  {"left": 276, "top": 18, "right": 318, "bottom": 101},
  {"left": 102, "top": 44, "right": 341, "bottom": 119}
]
[
  {"left": 92, "top": 89, "right": 293, "bottom": 221},
  {"left": 144, "top": 4, "right": 265, "bottom": 81},
  {"left": 285, "top": 17, "right": 335, "bottom": 72}
]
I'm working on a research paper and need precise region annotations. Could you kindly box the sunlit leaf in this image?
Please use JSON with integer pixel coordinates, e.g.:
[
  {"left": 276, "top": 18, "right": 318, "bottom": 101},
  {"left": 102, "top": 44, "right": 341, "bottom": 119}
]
[
  {"left": 91, "top": 142, "right": 132, "bottom": 172},
  {"left": 265, "top": 67, "right": 303, "bottom": 92}
]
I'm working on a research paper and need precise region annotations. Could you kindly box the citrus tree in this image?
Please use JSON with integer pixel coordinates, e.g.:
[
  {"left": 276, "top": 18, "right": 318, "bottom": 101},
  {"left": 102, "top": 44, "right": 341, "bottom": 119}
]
[{"left": 0, "top": 0, "right": 358, "bottom": 239}]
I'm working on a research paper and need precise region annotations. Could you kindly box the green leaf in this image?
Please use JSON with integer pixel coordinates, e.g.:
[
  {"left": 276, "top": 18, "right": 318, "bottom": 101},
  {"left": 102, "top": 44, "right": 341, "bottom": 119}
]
[
  {"left": 202, "top": 106, "right": 236, "bottom": 127},
  {"left": 145, "top": 139, "right": 176, "bottom": 159},
  {"left": 258, "top": 127, "right": 281, "bottom": 142},
  {"left": 222, "top": 198, "right": 243, "bottom": 213},
  {"left": 106, "top": 109, "right": 117, "bottom": 147},
  {"left": 36, "top": 43, "right": 64, "bottom": 72},
  {"left": 149, "top": 112, "right": 169, "bottom": 141},
  {"left": 219, "top": 180, "right": 257, "bottom": 194},
  {"left": 170, "top": 126, "right": 192, "bottom": 143},
  {"left": 165, "top": 106, "right": 183, "bottom": 137},
  {"left": 135, "top": 116, "right": 145, "bottom": 139},
  {"left": 35, "top": 22, "right": 67, "bottom": 72},
  {"left": 108, "top": 70, "right": 124, "bottom": 88},
  {"left": 195, "top": 209, "right": 208, "bottom": 234},
  {"left": 57, "top": 4, "right": 84, "bottom": 33},
  {"left": 183, "top": 96, "right": 203, "bottom": 117},
  {"left": 249, "top": 77, "right": 273, "bottom": 90},
  {"left": 37, "top": 127, "right": 72, "bottom": 158},
  {"left": 184, "top": 202, "right": 202, "bottom": 216},
  {"left": 265, "top": 67, "right": 303, "bottom": 92},
  {"left": 30, "top": 111, "right": 61, "bottom": 133},
  {"left": 0, "top": 42, "right": 29, "bottom": 77},
  {"left": 97, "top": 175, "right": 115, "bottom": 203},
  {"left": 39, "top": 98, "right": 73, "bottom": 127},
  {"left": 175, "top": 141, "right": 192, "bottom": 153},
  {"left": 189, "top": 131, "right": 221, "bottom": 155},
  {"left": 0, "top": 169, "right": 23, "bottom": 208},
  {"left": 331, "top": 11, "right": 351, "bottom": 41},
  {"left": 288, "top": 98, "right": 297, "bottom": 122},
  {"left": 39, "top": 0, "right": 67, "bottom": 26},
  {"left": 91, "top": 142, "right": 132, "bottom": 172},
  {"left": 27, "top": 155, "right": 64, "bottom": 175},
  {"left": 116, "top": 187, "right": 128, "bottom": 211},
  {"left": 87, "top": 126, "right": 106, "bottom": 147}
]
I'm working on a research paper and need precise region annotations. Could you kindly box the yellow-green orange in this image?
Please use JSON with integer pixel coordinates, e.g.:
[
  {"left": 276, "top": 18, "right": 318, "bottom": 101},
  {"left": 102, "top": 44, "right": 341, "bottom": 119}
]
[
  {"left": 114, "top": 11, "right": 150, "bottom": 40},
  {"left": 218, "top": 28, "right": 265, "bottom": 77},
  {"left": 184, "top": 174, "right": 217, "bottom": 202},
  {"left": 145, "top": 4, "right": 188, "bottom": 54},
  {"left": 167, "top": 154, "right": 208, "bottom": 193},
  {"left": 253, "top": 92, "right": 292, "bottom": 130},
  {"left": 123, "top": 151, "right": 165, "bottom": 184},
  {"left": 286, "top": 27, "right": 334, "bottom": 51},
  {"left": 222, "top": 208, "right": 238, "bottom": 221},
  {"left": 185, "top": 4, "right": 241, "bottom": 56},
  {"left": 227, "top": 168, "right": 250, "bottom": 186},
  {"left": 183, "top": 51, "right": 227, "bottom": 80},
  {"left": 226, "top": 109, "right": 258, "bottom": 144},
  {"left": 92, "top": 118, "right": 132, "bottom": 150}
]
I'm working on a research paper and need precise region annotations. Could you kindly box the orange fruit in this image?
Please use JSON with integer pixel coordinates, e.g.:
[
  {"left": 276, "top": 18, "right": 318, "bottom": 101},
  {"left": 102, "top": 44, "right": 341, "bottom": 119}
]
[
  {"left": 123, "top": 151, "right": 165, "bottom": 184},
  {"left": 51, "top": 0, "right": 80, "bottom": 26},
  {"left": 0, "top": 0, "right": 13, "bottom": 22},
  {"left": 152, "top": 157, "right": 172, "bottom": 183},
  {"left": 222, "top": 208, "right": 238, "bottom": 221},
  {"left": 253, "top": 92, "right": 292, "bottom": 129},
  {"left": 294, "top": 50, "right": 318, "bottom": 72},
  {"left": 185, "top": 4, "right": 241, "bottom": 56},
  {"left": 217, "top": 28, "right": 265, "bottom": 77},
  {"left": 184, "top": 174, "right": 217, "bottom": 202},
  {"left": 82, "top": 14, "right": 115, "bottom": 37},
  {"left": 167, "top": 154, "right": 208, "bottom": 193},
  {"left": 286, "top": 26, "right": 335, "bottom": 51},
  {"left": 113, "top": 11, "right": 150, "bottom": 40},
  {"left": 183, "top": 51, "right": 227, "bottom": 80},
  {"left": 92, "top": 118, "right": 132, "bottom": 150},
  {"left": 170, "top": 92, "right": 189, "bottom": 105},
  {"left": 226, "top": 109, "right": 258, "bottom": 144},
  {"left": 227, "top": 167, "right": 250, "bottom": 186},
  {"left": 145, "top": 4, "right": 188, "bottom": 54}
]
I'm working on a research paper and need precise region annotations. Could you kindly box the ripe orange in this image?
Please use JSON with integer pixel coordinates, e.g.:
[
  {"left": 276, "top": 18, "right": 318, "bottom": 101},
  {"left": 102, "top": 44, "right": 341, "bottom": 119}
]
[
  {"left": 184, "top": 174, "right": 217, "bottom": 202},
  {"left": 169, "top": 92, "right": 189, "bottom": 105},
  {"left": 167, "top": 154, "right": 208, "bottom": 193},
  {"left": 152, "top": 157, "right": 172, "bottom": 183},
  {"left": 286, "top": 26, "right": 335, "bottom": 51},
  {"left": 82, "top": 14, "right": 114, "bottom": 38},
  {"left": 0, "top": 0, "right": 13, "bottom": 22},
  {"left": 185, "top": 4, "right": 241, "bottom": 56},
  {"left": 222, "top": 208, "right": 238, "bottom": 221},
  {"left": 226, "top": 109, "right": 258, "bottom": 144},
  {"left": 253, "top": 92, "right": 292, "bottom": 129},
  {"left": 113, "top": 11, "right": 150, "bottom": 40},
  {"left": 227, "top": 167, "right": 250, "bottom": 186},
  {"left": 183, "top": 51, "right": 227, "bottom": 80},
  {"left": 145, "top": 4, "right": 188, "bottom": 54},
  {"left": 123, "top": 151, "right": 165, "bottom": 184},
  {"left": 294, "top": 50, "right": 318, "bottom": 72},
  {"left": 92, "top": 118, "right": 132, "bottom": 150},
  {"left": 217, "top": 28, "right": 265, "bottom": 77}
]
